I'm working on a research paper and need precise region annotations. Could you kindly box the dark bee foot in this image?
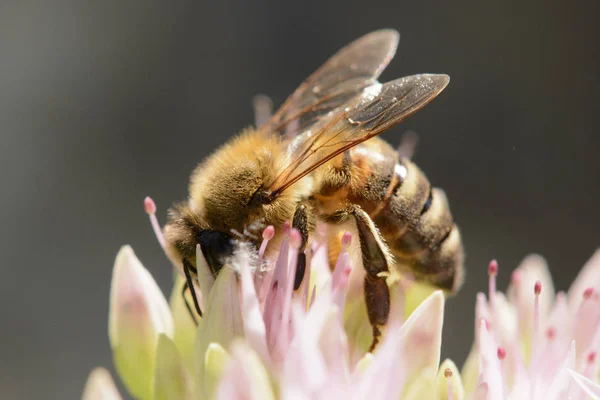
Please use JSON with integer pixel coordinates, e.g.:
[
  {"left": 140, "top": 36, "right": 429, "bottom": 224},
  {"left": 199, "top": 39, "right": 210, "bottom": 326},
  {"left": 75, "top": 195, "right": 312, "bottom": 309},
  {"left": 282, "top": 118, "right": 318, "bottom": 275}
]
[
  {"left": 352, "top": 206, "right": 392, "bottom": 351},
  {"left": 182, "top": 258, "right": 203, "bottom": 323},
  {"left": 181, "top": 280, "right": 199, "bottom": 326}
]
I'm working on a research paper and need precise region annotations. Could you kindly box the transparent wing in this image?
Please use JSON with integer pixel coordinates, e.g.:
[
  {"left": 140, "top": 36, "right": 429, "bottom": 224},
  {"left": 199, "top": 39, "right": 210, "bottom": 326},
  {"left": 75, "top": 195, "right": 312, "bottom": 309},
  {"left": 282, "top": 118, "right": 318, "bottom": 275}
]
[
  {"left": 259, "top": 29, "right": 400, "bottom": 137},
  {"left": 268, "top": 74, "right": 450, "bottom": 197}
]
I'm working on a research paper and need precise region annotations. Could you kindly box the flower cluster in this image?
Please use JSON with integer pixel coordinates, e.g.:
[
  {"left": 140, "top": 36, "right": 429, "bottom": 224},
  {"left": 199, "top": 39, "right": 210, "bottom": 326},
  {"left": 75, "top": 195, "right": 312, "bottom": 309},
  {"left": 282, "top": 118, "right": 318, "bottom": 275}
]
[{"left": 81, "top": 199, "right": 600, "bottom": 399}]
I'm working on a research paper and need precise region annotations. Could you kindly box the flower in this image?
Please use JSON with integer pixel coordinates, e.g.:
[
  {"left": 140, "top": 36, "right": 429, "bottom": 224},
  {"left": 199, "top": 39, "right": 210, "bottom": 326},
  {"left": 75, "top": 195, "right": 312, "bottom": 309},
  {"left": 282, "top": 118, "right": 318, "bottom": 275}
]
[
  {"left": 84, "top": 197, "right": 464, "bottom": 399},
  {"left": 461, "top": 251, "right": 600, "bottom": 400},
  {"left": 82, "top": 197, "right": 600, "bottom": 399}
]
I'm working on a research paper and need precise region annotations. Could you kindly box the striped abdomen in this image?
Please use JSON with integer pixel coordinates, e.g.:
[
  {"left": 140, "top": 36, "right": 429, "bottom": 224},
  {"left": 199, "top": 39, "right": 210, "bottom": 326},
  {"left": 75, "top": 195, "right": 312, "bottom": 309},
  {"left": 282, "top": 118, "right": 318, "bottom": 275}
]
[{"left": 325, "top": 137, "right": 464, "bottom": 292}]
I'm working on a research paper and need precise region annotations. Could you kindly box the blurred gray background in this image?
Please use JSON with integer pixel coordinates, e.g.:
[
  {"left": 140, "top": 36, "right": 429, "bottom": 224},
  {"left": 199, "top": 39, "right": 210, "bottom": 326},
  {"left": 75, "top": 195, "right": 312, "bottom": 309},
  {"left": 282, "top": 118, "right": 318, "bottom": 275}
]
[{"left": 1, "top": 0, "right": 598, "bottom": 398}]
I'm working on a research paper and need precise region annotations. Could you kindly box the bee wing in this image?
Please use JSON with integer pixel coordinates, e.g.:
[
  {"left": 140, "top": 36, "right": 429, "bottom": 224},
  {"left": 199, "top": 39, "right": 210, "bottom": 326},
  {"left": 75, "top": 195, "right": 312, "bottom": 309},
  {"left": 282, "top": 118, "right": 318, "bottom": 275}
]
[
  {"left": 268, "top": 74, "right": 450, "bottom": 196},
  {"left": 259, "top": 29, "right": 399, "bottom": 137}
]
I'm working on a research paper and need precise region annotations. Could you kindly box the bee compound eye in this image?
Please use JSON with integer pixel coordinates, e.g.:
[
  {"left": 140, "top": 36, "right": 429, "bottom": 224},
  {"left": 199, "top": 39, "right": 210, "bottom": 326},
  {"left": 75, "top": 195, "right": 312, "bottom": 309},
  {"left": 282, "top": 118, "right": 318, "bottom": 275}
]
[{"left": 196, "top": 230, "right": 234, "bottom": 275}]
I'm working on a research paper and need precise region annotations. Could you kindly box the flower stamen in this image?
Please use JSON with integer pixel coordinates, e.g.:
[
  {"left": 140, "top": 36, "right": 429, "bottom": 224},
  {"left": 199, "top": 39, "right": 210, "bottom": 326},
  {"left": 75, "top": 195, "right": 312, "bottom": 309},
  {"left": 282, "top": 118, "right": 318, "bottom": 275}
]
[
  {"left": 444, "top": 368, "right": 453, "bottom": 400},
  {"left": 584, "top": 351, "right": 597, "bottom": 378},
  {"left": 144, "top": 196, "right": 166, "bottom": 250},
  {"left": 488, "top": 259, "right": 498, "bottom": 311},
  {"left": 530, "top": 280, "right": 542, "bottom": 400},
  {"left": 258, "top": 225, "right": 275, "bottom": 262}
]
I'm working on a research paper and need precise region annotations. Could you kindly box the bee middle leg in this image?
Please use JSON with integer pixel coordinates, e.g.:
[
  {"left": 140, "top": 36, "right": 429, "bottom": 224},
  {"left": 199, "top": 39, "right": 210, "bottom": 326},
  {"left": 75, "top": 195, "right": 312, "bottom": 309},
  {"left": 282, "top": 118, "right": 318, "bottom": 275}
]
[
  {"left": 292, "top": 202, "right": 312, "bottom": 290},
  {"left": 339, "top": 205, "right": 392, "bottom": 352}
]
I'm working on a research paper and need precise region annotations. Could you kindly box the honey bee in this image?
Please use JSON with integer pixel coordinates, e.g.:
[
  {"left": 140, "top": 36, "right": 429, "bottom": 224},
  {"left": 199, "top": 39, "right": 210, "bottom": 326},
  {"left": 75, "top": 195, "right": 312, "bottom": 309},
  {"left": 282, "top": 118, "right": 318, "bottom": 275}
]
[{"left": 164, "top": 29, "right": 464, "bottom": 348}]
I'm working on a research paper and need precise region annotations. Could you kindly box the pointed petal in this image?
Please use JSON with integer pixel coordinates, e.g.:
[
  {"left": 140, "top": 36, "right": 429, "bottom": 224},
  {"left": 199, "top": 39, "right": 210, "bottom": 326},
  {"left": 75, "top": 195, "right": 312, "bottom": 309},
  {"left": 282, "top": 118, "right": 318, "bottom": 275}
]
[
  {"left": 238, "top": 249, "right": 270, "bottom": 365},
  {"left": 281, "top": 296, "right": 331, "bottom": 397},
  {"left": 196, "top": 244, "right": 215, "bottom": 298},
  {"left": 263, "top": 230, "right": 290, "bottom": 353},
  {"left": 568, "top": 369, "right": 600, "bottom": 400},
  {"left": 169, "top": 274, "right": 197, "bottom": 372},
  {"left": 537, "top": 292, "right": 573, "bottom": 382},
  {"left": 354, "top": 352, "right": 374, "bottom": 374},
  {"left": 317, "top": 308, "right": 351, "bottom": 384},
  {"left": 404, "top": 281, "right": 437, "bottom": 318},
  {"left": 572, "top": 291, "right": 600, "bottom": 360},
  {"left": 477, "top": 320, "right": 503, "bottom": 400},
  {"left": 471, "top": 383, "right": 488, "bottom": 400},
  {"left": 399, "top": 291, "right": 445, "bottom": 385},
  {"left": 343, "top": 296, "right": 372, "bottom": 363},
  {"left": 81, "top": 367, "right": 123, "bottom": 400},
  {"left": 542, "top": 340, "right": 576, "bottom": 400},
  {"left": 153, "top": 334, "right": 195, "bottom": 400},
  {"left": 109, "top": 246, "right": 173, "bottom": 400},
  {"left": 194, "top": 266, "right": 244, "bottom": 398},
  {"left": 436, "top": 359, "right": 465, "bottom": 400},
  {"left": 568, "top": 249, "right": 600, "bottom": 314},
  {"left": 215, "top": 341, "right": 275, "bottom": 400},
  {"left": 507, "top": 254, "right": 555, "bottom": 360},
  {"left": 204, "top": 343, "right": 231, "bottom": 398},
  {"left": 354, "top": 319, "right": 406, "bottom": 400},
  {"left": 461, "top": 346, "right": 479, "bottom": 398},
  {"left": 403, "top": 375, "right": 436, "bottom": 400}
]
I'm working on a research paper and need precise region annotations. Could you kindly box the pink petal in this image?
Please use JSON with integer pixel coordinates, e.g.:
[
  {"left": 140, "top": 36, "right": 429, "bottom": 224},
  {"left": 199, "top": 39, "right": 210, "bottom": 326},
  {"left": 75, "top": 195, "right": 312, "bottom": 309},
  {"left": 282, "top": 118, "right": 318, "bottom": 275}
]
[
  {"left": 215, "top": 341, "right": 275, "bottom": 400},
  {"left": 281, "top": 301, "right": 331, "bottom": 397},
  {"left": 542, "top": 340, "right": 576, "bottom": 400},
  {"left": 273, "top": 230, "right": 300, "bottom": 362},
  {"left": 318, "top": 308, "right": 351, "bottom": 386},
  {"left": 568, "top": 249, "right": 600, "bottom": 314},
  {"left": 263, "top": 228, "right": 290, "bottom": 353},
  {"left": 238, "top": 248, "right": 270, "bottom": 366},
  {"left": 507, "top": 255, "right": 555, "bottom": 348},
  {"left": 195, "top": 267, "right": 244, "bottom": 398},
  {"left": 538, "top": 292, "right": 572, "bottom": 381},
  {"left": 332, "top": 252, "right": 352, "bottom": 315},
  {"left": 353, "top": 318, "right": 406, "bottom": 400},
  {"left": 568, "top": 368, "right": 600, "bottom": 400},
  {"left": 572, "top": 292, "right": 600, "bottom": 360},
  {"left": 477, "top": 319, "right": 504, "bottom": 400}
]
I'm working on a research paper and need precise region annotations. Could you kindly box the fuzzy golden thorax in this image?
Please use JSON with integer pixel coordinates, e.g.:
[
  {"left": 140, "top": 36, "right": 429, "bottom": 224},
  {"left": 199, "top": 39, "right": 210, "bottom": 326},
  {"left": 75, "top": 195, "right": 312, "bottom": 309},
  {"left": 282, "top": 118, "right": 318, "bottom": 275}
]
[{"left": 187, "top": 128, "right": 310, "bottom": 234}]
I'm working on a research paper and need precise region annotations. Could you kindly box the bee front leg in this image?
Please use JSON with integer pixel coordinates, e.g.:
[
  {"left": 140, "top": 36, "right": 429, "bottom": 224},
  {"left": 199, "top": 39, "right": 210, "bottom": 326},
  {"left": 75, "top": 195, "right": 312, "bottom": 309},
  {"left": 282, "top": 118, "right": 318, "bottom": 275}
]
[
  {"left": 182, "top": 258, "right": 203, "bottom": 322},
  {"left": 351, "top": 206, "right": 392, "bottom": 352}
]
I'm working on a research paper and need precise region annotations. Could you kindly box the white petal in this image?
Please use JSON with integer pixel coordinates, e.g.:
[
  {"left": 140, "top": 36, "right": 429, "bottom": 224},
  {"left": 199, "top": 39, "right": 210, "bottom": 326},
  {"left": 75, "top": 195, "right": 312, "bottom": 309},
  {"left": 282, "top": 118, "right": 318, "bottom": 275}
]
[
  {"left": 153, "top": 334, "right": 195, "bottom": 400},
  {"left": 477, "top": 320, "right": 503, "bottom": 400},
  {"left": 542, "top": 340, "right": 576, "bottom": 400},
  {"left": 507, "top": 254, "right": 555, "bottom": 359},
  {"left": 216, "top": 341, "right": 275, "bottom": 400},
  {"left": 196, "top": 244, "right": 215, "bottom": 298},
  {"left": 398, "top": 291, "right": 445, "bottom": 385},
  {"left": 353, "top": 319, "right": 406, "bottom": 400},
  {"left": 81, "top": 367, "right": 122, "bottom": 400},
  {"left": 194, "top": 266, "right": 244, "bottom": 398},
  {"left": 567, "top": 249, "right": 600, "bottom": 314},
  {"left": 435, "top": 359, "right": 465, "bottom": 400},
  {"left": 568, "top": 368, "right": 600, "bottom": 400},
  {"left": 169, "top": 274, "right": 197, "bottom": 372},
  {"left": 239, "top": 249, "right": 270, "bottom": 366},
  {"left": 281, "top": 298, "right": 331, "bottom": 397},
  {"left": 108, "top": 246, "right": 173, "bottom": 400},
  {"left": 461, "top": 346, "right": 479, "bottom": 398}
]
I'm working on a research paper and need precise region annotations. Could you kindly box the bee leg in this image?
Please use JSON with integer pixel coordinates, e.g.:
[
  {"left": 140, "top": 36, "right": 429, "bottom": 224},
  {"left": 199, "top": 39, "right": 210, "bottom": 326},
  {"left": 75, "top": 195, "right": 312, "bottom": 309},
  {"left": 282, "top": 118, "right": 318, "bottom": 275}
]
[
  {"left": 181, "top": 280, "right": 199, "bottom": 326},
  {"left": 182, "top": 258, "right": 203, "bottom": 321},
  {"left": 292, "top": 203, "right": 310, "bottom": 290},
  {"left": 351, "top": 206, "right": 391, "bottom": 352}
]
